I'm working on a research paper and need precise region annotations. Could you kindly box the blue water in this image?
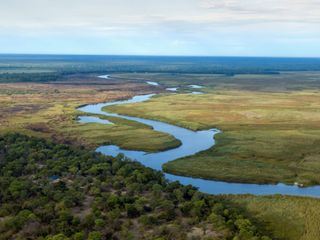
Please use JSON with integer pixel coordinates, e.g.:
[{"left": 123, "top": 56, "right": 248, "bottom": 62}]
[
  {"left": 78, "top": 94, "right": 320, "bottom": 197},
  {"left": 98, "top": 75, "right": 110, "bottom": 79},
  {"left": 166, "top": 87, "right": 178, "bottom": 92},
  {"left": 78, "top": 116, "right": 113, "bottom": 125},
  {"left": 189, "top": 85, "right": 203, "bottom": 89},
  {"left": 146, "top": 81, "right": 159, "bottom": 86}
]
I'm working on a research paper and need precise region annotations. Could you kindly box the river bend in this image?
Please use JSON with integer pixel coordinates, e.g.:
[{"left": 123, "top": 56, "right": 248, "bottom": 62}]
[{"left": 78, "top": 94, "right": 320, "bottom": 197}]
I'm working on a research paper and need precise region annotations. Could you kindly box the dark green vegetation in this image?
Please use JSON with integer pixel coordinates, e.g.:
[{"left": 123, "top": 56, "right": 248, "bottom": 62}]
[
  {"left": 1, "top": 55, "right": 320, "bottom": 240},
  {"left": 1, "top": 55, "right": 320, "bottom": 84},
  {"left": 0, "top": 133, "right": 271, "bottom": 240},
  {"left": 0, "top": 72, "right": 60, "bottom": 83},
  {"left": 112, "top": 71, "right": 320, "bottom": 92}
]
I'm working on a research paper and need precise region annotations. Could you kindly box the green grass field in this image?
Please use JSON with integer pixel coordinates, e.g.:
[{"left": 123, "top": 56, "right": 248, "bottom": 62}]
[
  {"left": 107, "top": 84, "right": 320, "bottom": 186},
  {"left": 228, "top": 195, "right": 320, "bottom": 240},
  {"left": 63, "top": 114, "right": 180, "bottom": 152},
  {"left": 112, "top": 71, "right": 320, "bottom": 92},
  {"left": 164, "top": 128, "right": 320, "bottom": 185},
  {"left": 103, "top": 73, "right": 320, "bottom": 240},
  {"left": 2, "top": 71, "right": 320, "bottom": 240},
  {"left": 0, "top": 81, "right": 180, "bottom": 153}
]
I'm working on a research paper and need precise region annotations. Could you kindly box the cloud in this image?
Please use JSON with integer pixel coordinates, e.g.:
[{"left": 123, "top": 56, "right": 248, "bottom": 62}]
[
  {"left": 200, "top": 0, "right": 285, "bottom": 12},
  {"left": 1, "top": 0, "right": 320, "bottom": 33},
  {"left": 200, "top": 0, "right": 320, "bottom": 23},
  {"left": 200, "top": 0, "right": 320, "bottom": 12},
  {"left": 0, "top": 0, "right": 319, "bottom": 56}
]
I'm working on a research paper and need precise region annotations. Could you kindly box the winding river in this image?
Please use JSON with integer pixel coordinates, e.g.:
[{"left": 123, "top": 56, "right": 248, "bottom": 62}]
[{"left": 78, "top": 88, "right": 320, "bottom": 197}]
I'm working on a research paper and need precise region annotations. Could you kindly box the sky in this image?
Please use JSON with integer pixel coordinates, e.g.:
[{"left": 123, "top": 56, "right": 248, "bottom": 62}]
[{"left": 0, "top": 0, "right": 319, "bottom": 57}]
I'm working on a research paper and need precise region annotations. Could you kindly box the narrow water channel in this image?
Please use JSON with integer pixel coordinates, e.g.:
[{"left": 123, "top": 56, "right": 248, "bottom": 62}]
[{"left": 78, "top": 90, "right": 320, "bottom": 197}]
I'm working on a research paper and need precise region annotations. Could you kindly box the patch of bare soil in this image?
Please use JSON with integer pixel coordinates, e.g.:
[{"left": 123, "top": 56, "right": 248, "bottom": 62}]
[
  {"left": 187, "top": 225, "right": 224, "bottom": 239},
  {"left": 72, "top": 195, "right": 94, "bottom": 220},
  {"left": 26, "top": 123, "right": 52, "bottom": 133}
]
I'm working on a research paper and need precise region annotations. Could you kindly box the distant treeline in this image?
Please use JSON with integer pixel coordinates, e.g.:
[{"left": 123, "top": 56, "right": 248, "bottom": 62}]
[
  {"left": 0, "top": 133, "right": 272, "bottom": 240},
  {"left": 0, "top": 72, "right": 61, "bottom": 83},
  {"left": 1, "top": 55, "right": 320, "bottom": 83}
]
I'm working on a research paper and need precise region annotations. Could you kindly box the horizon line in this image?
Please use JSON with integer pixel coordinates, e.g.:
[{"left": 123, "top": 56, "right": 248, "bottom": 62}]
[{"left": 0, "top": 53, "right": 320, "bottom": 59}]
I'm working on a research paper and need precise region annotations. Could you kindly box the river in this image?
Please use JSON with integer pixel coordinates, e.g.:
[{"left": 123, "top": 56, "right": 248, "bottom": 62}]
[{"left": 78, "top": 86, "right": 320, "bottom": 197}]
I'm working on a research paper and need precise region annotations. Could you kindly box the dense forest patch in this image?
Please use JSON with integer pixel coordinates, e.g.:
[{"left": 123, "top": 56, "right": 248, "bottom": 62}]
[{"left": 0, "top": 133, "right": 271, "bottom": 240}]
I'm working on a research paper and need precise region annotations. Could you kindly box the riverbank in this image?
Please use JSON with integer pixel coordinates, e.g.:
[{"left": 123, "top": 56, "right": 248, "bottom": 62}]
[
  {"left": 0, "top": 77, "right": 180, "bottom": 152},
  {"left": 77, "top": 92, "right": 320, "bottom": 197},
  {"left": 106, "top": 90, "right": 320, "bottom": 187},
  {"left": 76, "top": 89, "right": 320, "bottom": 239}
]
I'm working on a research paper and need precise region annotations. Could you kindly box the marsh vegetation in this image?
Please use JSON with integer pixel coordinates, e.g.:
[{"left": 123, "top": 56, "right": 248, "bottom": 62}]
[
  {"left": 1, "top": 55, "right": 320, "bottom": 239},
  {"left": 107, "top": 73, "right": 320, "bottom": 186}
]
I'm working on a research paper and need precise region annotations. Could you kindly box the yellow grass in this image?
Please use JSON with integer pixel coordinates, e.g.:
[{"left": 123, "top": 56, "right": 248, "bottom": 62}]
[
  {"left": 107, "top": 90, "right": 320, "bottom": 185},
  {"left": 0, "top": 82, "right": 180, "bottom": 152}
]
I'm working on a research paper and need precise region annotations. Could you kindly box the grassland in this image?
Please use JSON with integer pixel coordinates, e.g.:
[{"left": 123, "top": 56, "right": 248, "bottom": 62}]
[
  {"left": 2, "top": 64, "right": 320, "bottom": 240},
  {"left": 104, "top": 72, "right": 320, "bottom": 240},
  {"left": 227, "top": 195, "right": 320, "bottom": 240},
  {"left": 0, "top": 76, "right": 180, "bottom": 152},
  {"left": 106, "top": 73, "right": 320, "bottom": 186},
  {"left": 112, "top": 71, "right": 320, "bottom": 92}
]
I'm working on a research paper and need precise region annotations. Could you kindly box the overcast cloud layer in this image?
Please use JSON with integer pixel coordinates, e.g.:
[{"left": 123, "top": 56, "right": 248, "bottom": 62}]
[{"left": 0, "top": 0, "right": 319, "bottom": 56}]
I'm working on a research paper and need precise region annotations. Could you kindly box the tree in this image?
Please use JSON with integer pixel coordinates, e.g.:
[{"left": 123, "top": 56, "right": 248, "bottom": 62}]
[
  {"left": 46, "top": 233, "right": 70, "bottom": 240},
  {"left": 126, "top": 204, "right": 140, "bottom": 218},
  {"left": 88, "top": 231, "right": 102, "bottom": 240}
]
